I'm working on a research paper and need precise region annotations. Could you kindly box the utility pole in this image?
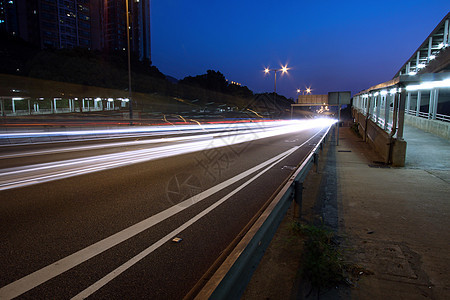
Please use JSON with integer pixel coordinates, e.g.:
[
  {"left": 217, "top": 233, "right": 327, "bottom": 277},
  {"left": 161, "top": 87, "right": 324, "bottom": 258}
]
[{"left": 126, "top": 0, "right": 133, "bottom": 125}]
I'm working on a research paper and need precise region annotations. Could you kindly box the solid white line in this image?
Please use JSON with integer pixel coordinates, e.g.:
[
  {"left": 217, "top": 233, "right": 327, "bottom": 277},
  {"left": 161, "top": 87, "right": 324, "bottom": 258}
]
[
  {"left": 71, "top": 144, "right": 292, "bottom": 300},
  {"left": 0, "top": 128, "right": 325, "bottom": 299}
]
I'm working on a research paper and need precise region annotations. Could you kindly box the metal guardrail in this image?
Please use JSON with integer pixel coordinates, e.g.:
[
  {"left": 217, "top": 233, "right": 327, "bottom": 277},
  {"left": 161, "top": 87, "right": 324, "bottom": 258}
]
[
  {"left": 194, "top": 125, "right": 333, "bottom": 300},
  {"left": 405, "top": 109, "right": 450, "bottom": 122}
]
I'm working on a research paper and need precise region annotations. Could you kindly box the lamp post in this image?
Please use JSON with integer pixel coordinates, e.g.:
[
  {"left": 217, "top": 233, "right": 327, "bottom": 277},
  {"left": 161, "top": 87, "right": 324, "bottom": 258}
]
[
  {"left": 125, "top": 0, "right": 133, "bottom": 125},
  {"left": 264, "top": 65, "right": 289, "bottom": 112},
  {"left": 264, "top": 65, "right": 288, "bottom": 95}
]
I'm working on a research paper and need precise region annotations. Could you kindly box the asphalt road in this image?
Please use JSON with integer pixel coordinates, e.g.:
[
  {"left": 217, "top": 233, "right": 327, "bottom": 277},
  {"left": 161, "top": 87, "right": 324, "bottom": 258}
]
[{"left": 0, "top": 121, "right": 332, "bottom": 299}]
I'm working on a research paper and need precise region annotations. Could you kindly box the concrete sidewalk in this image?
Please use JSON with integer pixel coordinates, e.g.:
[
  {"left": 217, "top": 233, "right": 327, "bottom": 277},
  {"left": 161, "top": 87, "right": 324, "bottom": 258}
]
[{"left": 243, "top": 125, "right": 449, "bottom": 299}]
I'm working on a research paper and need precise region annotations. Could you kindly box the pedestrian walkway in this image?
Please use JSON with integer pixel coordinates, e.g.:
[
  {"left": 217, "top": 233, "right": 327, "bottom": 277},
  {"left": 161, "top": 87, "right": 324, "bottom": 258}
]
[
  {"left": 403, "top": 124, "right": 450, "bottom": 171},
  {"left": 243, "top": 124, "right": 450, "bottom": 299}
]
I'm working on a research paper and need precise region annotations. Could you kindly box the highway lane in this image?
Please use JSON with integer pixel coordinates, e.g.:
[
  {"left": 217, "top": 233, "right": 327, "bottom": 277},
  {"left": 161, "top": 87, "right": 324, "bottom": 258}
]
[
  {"left": 0, "top": 120, "right": 310, "bottom": 170},
  {"left": 0, "top": 120, "right": 333, "bottom": 299}
]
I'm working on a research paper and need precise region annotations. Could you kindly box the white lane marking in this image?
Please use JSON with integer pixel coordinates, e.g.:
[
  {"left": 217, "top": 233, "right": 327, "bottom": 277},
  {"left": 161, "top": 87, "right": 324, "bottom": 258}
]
[
  {"left": 71, "top": 142, "right": 292, "bottom": 299},
  {"left": 0, "top": 127, "right": 325, "bottom": 299}
]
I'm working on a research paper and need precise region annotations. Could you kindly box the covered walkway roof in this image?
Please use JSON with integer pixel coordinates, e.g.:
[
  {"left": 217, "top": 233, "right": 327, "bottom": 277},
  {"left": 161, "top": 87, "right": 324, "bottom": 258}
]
[{"left": 394, "top": 12, "right": 450, "bottom": 77}]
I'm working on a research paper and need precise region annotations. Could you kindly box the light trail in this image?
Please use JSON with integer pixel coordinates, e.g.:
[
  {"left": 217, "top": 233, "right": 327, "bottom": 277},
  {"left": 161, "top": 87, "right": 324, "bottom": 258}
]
[
  {"left": 0, "top": 120, "right": 305, "bottom": 159},
  {"left": 0, "top": 119, "right": 336, "bottom": 191},
  {"left": 0, "top": 120, "right": 297, "bottom": 148},
  {"left": 0, "top": 120, "right": 278, "bottom": 140}
]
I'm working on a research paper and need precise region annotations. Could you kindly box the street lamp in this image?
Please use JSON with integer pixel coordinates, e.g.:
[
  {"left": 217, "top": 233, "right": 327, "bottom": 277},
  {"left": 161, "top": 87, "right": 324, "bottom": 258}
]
[
  {"left": 296, "top": 87, "right": 312, "bottom": 95},
  {"left": 264, "top": 65, "right": 289, "bottom": 115},
  {"left": 264, "top": 64, "right": 289, "bottom": 95}
]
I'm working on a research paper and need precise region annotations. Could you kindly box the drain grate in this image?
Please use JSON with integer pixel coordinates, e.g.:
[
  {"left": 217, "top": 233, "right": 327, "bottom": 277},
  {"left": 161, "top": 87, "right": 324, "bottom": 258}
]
[{"left": 338, "top": 150, "right": 352, "bottom": 152}]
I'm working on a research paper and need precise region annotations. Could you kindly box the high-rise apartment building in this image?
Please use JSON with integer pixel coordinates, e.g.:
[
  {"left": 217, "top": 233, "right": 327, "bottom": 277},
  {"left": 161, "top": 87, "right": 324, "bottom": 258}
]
[
  {"left": 1, "top": 0, "right": 151, "bottom": 63},
  {"left": 0, "top": 0, "right": 20, "bottom": 35},
  {"left": 131, "top": 0, "right": 151, "bottom": 62},
  {"left": 102, "top": 0, "right": 151, "bottom": 63}
]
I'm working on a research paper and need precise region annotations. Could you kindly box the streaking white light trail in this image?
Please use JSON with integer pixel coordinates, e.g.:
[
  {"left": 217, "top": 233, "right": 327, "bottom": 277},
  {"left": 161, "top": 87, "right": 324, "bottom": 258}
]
[
  {"left": 1, "top": 120, "right": 307, "bottom": 143},
  {"left": 0, "top": 120, "right": 318, "bottom": 159},
  {"left": 0, "top": 119, "right": 336, "bottom": 191}
]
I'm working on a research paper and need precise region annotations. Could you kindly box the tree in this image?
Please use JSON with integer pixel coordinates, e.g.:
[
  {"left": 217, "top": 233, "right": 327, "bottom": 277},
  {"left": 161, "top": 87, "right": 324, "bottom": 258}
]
[{"left": 179, "top": 70, "right": 228, "bottom": 93}]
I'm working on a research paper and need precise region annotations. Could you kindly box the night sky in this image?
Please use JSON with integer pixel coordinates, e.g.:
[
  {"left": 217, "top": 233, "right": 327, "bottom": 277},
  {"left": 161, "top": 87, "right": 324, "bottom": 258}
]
[{"left": 151, "top": 1, "right": 449, "bottom": 99}]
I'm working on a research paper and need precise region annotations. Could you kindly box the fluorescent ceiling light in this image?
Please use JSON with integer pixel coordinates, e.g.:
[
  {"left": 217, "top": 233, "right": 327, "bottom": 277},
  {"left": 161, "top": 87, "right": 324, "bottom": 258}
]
[{"left": 406, "top": 78, "right": 450, "bottom": 91}]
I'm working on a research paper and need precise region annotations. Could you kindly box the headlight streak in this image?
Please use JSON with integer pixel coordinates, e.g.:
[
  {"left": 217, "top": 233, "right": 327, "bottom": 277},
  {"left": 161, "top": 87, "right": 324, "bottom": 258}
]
[
  {"left": 0, "top": 119, "right": 336, "bottom": 191},
  {"left": 1, "top": 121, "right": 296, "bottom": 148},
  {"left": 5, "top": 120, "right": 325, "bottom": 159}
]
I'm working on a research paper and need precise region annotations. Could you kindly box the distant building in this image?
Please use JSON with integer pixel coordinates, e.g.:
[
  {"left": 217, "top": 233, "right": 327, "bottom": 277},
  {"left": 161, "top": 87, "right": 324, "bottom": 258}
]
[
  {"left": 0, "top": 0, "right": 20, "bottom": 36},
  {"left": 0, "top": 0, "right": 151, "bottom": 63}
]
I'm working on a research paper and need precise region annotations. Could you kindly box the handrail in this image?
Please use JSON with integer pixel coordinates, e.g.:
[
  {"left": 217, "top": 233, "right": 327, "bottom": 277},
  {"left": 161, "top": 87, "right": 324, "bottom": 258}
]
[{"left": 193, "top": 124, "right": 333, "bottom": 300}]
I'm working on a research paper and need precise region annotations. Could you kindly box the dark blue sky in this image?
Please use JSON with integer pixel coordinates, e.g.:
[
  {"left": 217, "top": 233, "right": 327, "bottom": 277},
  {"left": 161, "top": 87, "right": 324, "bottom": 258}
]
[{"left": 151, "top": 1, "right": 449, "bottom": 99}]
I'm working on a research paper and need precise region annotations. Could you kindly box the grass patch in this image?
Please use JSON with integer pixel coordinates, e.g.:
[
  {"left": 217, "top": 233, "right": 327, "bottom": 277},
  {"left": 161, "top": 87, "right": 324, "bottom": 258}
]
[
  {"left": 291, "top": 222, "right": 344, "bottom": 289},
  {"left": 291, "top": 222, "right": 374, "bottom": 293}
]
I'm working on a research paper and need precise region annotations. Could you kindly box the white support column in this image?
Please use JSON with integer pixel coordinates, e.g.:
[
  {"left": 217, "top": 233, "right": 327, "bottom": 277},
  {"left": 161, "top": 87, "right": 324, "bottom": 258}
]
[
  {"left": 428, "top": 90, "right": 433, "bottom": 119},
  {"left": 416, "top": 91, "right": 421, "bottom": 117},
  {"left": 406, "top": 62, "right": 411, "bottom": 74},
  {"left": 53, "top": 99, "right": 57, "bottom": 113},
  {"left": 365, "top": 96, "right": 370, "bottom": 118},
  {"left": 69, "top": 99, "right": 72, "bottom": 111},
  {"left": 372, "top": 94, "right": 378, "bottom": 124},
  {"left": 12, "top": 98, "right": 16, "bottom": 113},
  {"left": 371, "top": 94, "right": 375, "bottom": 119},
  {"left": 427, "top": 37, "right": 433, "bottom": 62},
  {"left": 397, "top": 89, "right": 406, "bottom": 140},
  {"left": 444, "top": 19, "right": 449, "bottom": 46},
  {"left": 432, "top": 89, "right": 439, "bottom": 120},
  {"left": 416, "top": 51, "right": 420, "bottom": 71},
  {"left": 406, "top": 92, "right": 411, "bottom": 115},
  {"left": 376, "top": 95, "right": 381, "bottom": 124},
  {"left": 384, "top": 94, "right": 391, "bottom": 130}
]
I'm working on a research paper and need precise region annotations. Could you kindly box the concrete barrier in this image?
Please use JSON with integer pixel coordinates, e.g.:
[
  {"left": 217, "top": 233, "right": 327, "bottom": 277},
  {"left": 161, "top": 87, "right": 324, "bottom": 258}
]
[
  {"left": 404, "top": 114, "right": 450, "bottom": 140},
  {"left": 353, "top": 109, "right": 406, "bottom": 167}
]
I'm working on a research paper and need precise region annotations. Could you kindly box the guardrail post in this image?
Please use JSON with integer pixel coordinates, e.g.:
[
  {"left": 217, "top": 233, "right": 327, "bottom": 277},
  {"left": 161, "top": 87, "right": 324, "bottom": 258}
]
[
  {"left": 293, "top": 181, "right": 303, "bottom": 219},
  {"left": 313, "top": 153, "right": 319, "bottom": 172}
]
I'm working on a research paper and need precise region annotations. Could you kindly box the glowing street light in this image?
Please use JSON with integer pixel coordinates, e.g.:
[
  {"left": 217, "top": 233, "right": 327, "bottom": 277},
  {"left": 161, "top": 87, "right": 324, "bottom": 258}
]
[
  {"left": 263, "top": 64, "right": 289, "bottom": 96},
  {"left": 296, "top": 87, "right": 312, "bottom": 95}
]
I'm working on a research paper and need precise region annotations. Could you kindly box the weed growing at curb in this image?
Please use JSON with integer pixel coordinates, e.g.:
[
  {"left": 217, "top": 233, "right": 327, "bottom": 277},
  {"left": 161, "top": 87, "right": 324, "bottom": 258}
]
[
  {"left": 291, "top": 222, "right": 345, "bottom": 289},
  {"left": 291, "top": 222, "right": 374, "bottom": 293}
]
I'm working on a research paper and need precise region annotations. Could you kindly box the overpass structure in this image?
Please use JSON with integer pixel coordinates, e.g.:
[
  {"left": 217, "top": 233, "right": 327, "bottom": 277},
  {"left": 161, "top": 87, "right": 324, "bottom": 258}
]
[{"left": 352, "top": 12, "right": 450, "bottom": 166}]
